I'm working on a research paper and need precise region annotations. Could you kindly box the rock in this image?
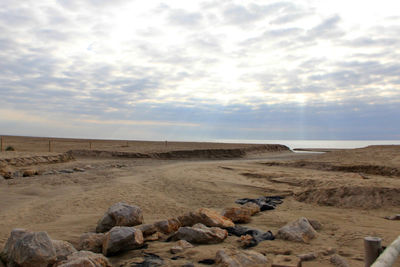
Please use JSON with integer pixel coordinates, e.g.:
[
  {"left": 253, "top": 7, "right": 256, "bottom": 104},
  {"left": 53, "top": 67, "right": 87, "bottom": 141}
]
[
  {"left": 297, "top": 252, "right": 318, "bottom": 261},
  {"left": 0, "top": 166, "right": 14, "bottom": 179},
  {"left": 236, "top": 195, "right": 284, "bottom": 211},
  {"left": 59, "top": 169, "right": 74, "bottom": 174},
  {"left": 130, "top": 253, "right": 163, "bottom": 266},
  {"left": 170, "top": 240, "right": 194, "bottom": 254},
  {"left": 144, "top": 232, "right": 159, "bottom": 242},
  {"left": 242, "top": 202, "right": 260, "bottom": 215},
  {"left": 0, "top": 228, "right": 29, "bottom": 262},
  {"left": 174, "top": 223, "right": 228, "bottom": 244},
  {"left": 154, "top": 218, "right": 181, "bottom": 234},
  {"left": 227, "top": 225, "right": 274, "bottom": 247},
  {"left": 78, "top": 233, "right": 105, "bottom": 253},
  {"left": 178, "top": 208, "right": 234, "bottom": 228},
  {"left": 308, "top": 219, "right": 322, "bottom": 230},
  {"left": 384, "top": 214, "right": 400, "bottom": 220},
  {"left": 73, "top": 167, "right": 85, "bottom": 172},
  {"left": 96, "top": 202, "right": 144, "bottom": 233},
  {"left": 276, "top": 217, "right": 317, "bottom": 243},
  {"left": 221, "top": 207, "right": 252, "bottom": 223},
  {"left": 215, "top": 249, "right": 268, "bottom": 266},
  {"left": 102, "top": 226, "right": 144, "bottom": 256},
  {"left": 9, "top": 231, "right": 57, "bottom": 267},
  {"left": 238, "top": 234, "right": 254, "bottom": 248},
  {"left": 55, "top": 251, "right": 111, "bottom": 267},
  {"left": 22, "top": 169, "right": 38, "bottom": 177},
  {"left": 330, "top": 254, "right": 349, "bottom": 267},
  {"left": 272, "top": 255, "right": 301, "bottom": 267},
  {"left": 52, "top": 240, "right": 77, "bottom": 261},
  {"left": 137, "top": 224, "right": 158, "bottom": 237}
]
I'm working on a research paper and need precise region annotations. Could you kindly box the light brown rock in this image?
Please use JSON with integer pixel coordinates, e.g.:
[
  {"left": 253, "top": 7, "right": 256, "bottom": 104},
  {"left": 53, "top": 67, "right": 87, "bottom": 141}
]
[
  {"left": 55, "top": 251, "right": 111, "bottom": 267},
  {"left": 22, "top": 169, "right": 38, "bottom": 177},
  {"left": 78, "top": 233, "right": 105, "bottom": 253},
  {"left": 52, "top": 240, "right": 77, "bottom": 261},
  {"left": 276, "top": 217, "right": 317, "bottom": 243},
  {"left": 175, "top": 223, "right": 228, "bottom": 244},
  {"left": 178, "top": 208, "right": 234, "bottom": 228},
  {"left": 215, "top": 249, "right": 268, "bottom": 266},
  {"left": 170, "top": 246, "right": 184, "bottom": 254},
  {"left": 237, "top": 234, "right": 254, "bottom": 248},
  {"left": 242, "top": 202, "right": 261, "bottom": 215},
  {"left": 308, "top": 219, "right": 322, "bottom": 230},
  {"left": 171, "top": 240, "right": 194, "bottom": 254},
  {"left": 297, "top": 252, "right": 318, "bottom": 261},
  {"left": 102, "top": 226, "right": 144, "bottom": 256},
  {"left": 9, "top": 231, "right": 57, "bottom": 267},
  {"left": 96, "top": 202, "right": 143, "bottom": 233},
  {"left": 221, "top": 207, "right": 252, "bottom": 223},
  {"left": 272, "top": 255, "right": 301, "bottom": 267},
  {"left": 330, "top": 254, "right": 349, "bottom": 267},
  {"left": 144, "top": 232, "right": 159, "bottom": 242},
  {"left": 154, "top": 218, "right": 181, "bottom": 234}
]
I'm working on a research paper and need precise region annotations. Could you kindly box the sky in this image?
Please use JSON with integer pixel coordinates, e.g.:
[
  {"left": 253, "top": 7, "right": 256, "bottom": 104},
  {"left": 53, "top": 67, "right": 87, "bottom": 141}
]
[{"left": 0, "top": 0, "right": 399, "bottom": 141}]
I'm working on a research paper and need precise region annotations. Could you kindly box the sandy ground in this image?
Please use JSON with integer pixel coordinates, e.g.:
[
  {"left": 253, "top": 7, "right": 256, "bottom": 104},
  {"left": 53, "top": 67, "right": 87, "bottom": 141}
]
[{"left": 1, "top": 141, "right": 400, "bottom": 266}]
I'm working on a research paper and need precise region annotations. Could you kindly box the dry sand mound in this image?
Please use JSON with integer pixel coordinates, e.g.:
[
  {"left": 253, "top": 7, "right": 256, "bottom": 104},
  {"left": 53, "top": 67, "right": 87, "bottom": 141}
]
[{"left": 295, "top": 186, "right": 400, "bottom": 209}]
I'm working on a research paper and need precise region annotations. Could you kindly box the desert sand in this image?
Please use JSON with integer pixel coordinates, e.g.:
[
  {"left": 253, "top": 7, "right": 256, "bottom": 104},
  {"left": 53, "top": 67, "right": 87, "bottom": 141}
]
[{"left": 1, "top": 136, "right": 400, "bottom": 266}]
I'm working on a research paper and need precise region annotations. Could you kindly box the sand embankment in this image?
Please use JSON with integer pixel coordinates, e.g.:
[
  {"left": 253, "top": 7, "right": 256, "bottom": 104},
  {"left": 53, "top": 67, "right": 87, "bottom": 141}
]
[{"left": 0, "top": 152, "right": 73, "bottom": 167}]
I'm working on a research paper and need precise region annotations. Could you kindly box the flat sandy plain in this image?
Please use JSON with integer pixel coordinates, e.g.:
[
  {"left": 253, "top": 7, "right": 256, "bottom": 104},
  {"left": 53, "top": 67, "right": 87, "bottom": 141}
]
[{"left": 1, "top": 136, "right": 400, "bottom": 266}]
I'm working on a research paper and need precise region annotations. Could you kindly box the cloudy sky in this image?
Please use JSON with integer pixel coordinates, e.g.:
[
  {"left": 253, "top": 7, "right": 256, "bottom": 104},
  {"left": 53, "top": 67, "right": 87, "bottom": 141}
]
[{"left": 1, "top": 0, "right": 399, "bottom": 141}]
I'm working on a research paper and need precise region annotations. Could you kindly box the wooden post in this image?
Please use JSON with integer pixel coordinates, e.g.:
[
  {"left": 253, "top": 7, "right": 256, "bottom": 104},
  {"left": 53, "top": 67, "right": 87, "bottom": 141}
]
[
  {"left": 89, "top": 141, "right": 92, "bottom": 150},
  {"left": 126, "top": 141, "right": 129, "bottom": 147},
  {"left": 372, "top": 235, "right": 400, "bottom": 267},
  {"left": 365, "top": 236, "right": 382, "bottom": 267},
  {"left": 0, "top": 136, "right": 3, "bottom": 152},
  {"left": 48, "top": 140, "right": 52, "bottom": 152},
  {"left": 165, "top": 140, "right": 167, "bottom": 147}
]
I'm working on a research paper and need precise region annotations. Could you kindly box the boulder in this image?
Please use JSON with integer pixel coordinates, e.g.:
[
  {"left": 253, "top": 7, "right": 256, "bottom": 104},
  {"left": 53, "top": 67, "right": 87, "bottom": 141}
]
[
  {"left": 174, "top": 223, "right": 227, "bottom": 244},
  {"left": 8, "top": 231, "right": 57, "bottom": 267},
  {"left": 215, "top": 249, "right": 268, "bottom": 266},
  {"left": 0, "top": 229, "right": 29, "bottom": 262},
  {"left": 96, "top": 202, "right": 143, "bottom": 233},
  {"left": 221, "top": 207, "right": 252, "bottom": 223},
  {"left": 78, "top": 233, "right": 105, "bottom": 253},
  {"left": 272, "top": 255, "right": 301, "bottom": 267},
  {"left": 52, "top": 240, "right": 77, "bottom": 261},
  {"left": 276, "top": 217, "right": 317, "bottom": 243},
  {"left": 154, "top": 218, "right": 181, "bottom": 234},
  {"left": 178, "top": 208, "right": 234, "bottom": 228},
  {"left": 170, "top": 240, "right": 194, "bottom": 254},
  {"left": 330, "top": 254, "right": 349, "bottom": 267},
  {"left": 55, "top": 251, "right": 111, "bottom": 267},
  {"left": 137, "top": 224, "right": 158, "bottom": 237},
  {"left": 102, "top": 226, "right": 144, "bottom": 256}
]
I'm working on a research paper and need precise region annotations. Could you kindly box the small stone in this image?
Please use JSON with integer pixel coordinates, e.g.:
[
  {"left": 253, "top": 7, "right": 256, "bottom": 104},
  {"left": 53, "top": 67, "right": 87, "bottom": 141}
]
[
  {"left": 54, "top": 250, "right": 111, "bottom": 267},
  {"left": 73, "top": 167, "right": 85, "bottom": 172},
  {"left": 308, "top": 219, "right": 322, "bottom": 230},
  {"left": 144, "top": 232, "right": 159, "bottom": 242},
  {"left": 137, "top": 224, "right": 158, "bottom": 237},
  {"left": 154, "top": 218, "right": 181, "bottom": 234},
  {"left": 96, "top": 202, "right": 144, "bottom": 233},
  {"left": 330, "top": 254, "right": 349, "bottom": 267},
  {"left": 272, "top": 255, "right": 301, "bottom": 267},
  {"left": 22, "top": 169, "right": 38, "bottom": 177},
  {"left": 297, "top": 252, "right": 318, "bottom": 261},
  {"left": 78, "top": 233, "right": 105, "bottom": 253},
  {"left": 176, "top": 240, "right": 194, "bottom": 249},
  {"left": 59, "top": 169, "right": 74, "bottom": 174},
  {"left": 221, "top": 207, "right": 252, "bottom": 223},
  {"left": 52, "top": 240, "right": 77, "bottom": 261},
  {"left": 174, "top": 223, "right": 228, "bottom": 244},
  {"left": 238, "top": 234, "right": 255, "bottom": 248},
  {"left": 178, "top": 208, "right": 234, "bottom": 228},
  {"left": 384, "top": 214, "right": 400, "bottom": 220},
  {"left": 242, "top": 202, "right": 261, "bottom": 215},
  {"left": 216, "top": 249, "right": 268, "bottom": 266},
  {"left": 276, "top": 217, "right": 317, "bottom": 243},
  {"left": 170, "top": 246, "right": 183, "bottom": 254},
  {"left": 102, "top": 226, "right": 144, "bottom": 256}
]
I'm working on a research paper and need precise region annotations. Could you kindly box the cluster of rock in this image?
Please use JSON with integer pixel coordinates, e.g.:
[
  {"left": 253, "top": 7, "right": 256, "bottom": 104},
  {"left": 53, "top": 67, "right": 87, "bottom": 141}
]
[{"left": 0, "top": 200, "right": 339, "bottom": 267}]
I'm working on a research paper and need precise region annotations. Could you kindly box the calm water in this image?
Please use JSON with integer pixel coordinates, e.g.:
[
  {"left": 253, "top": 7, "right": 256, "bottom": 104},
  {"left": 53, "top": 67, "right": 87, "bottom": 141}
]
[{"left": 216, "top": 140, "right": 400, "bottom": 150}]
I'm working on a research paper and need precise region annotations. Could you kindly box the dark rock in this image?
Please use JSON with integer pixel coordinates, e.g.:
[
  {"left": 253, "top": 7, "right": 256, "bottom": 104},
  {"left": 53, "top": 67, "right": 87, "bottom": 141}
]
[
  {"left": 59, "top": 169, "right": 74, "bottom": 174},
  {"left": 137, "top": 224, "right": 158, "bottom": 237},
  {"left": 102, "top": 226, "right": 144, "bottom": 256},
  {"left": 198, "top": 259, "right": 216, "bottom": 265},
  {"left": 96, "top": 202, "right": 144, "bottom": 233},
  {"left": 131, "top": 253, "right": 164, "bottom": 267},
  {"left": 384, "top": 214, "right": 400, "bottom": 220},
  {"left": 236, "top": 195, "right": 284, "bottom": 211},
  {"left": 297, "top": 252, "right": 318, "bottom": 261},
  {"left": 227, "top": 225, "right": 274, "bottom": 247},
  {"left": 0, "top": 228, "right": 29, "bottom": 263},
  {"left": 52, "top": 240, "right": 77, "bottom": 261},
  {"left": 154, "top": 218, "right": 181, "bottom": 234}
]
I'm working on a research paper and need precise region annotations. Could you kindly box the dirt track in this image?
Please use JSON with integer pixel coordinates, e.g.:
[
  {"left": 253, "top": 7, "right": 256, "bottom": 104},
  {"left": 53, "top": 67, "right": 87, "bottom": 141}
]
[{"left": 1, "top": 143, "right": 400, "bottom": 266}]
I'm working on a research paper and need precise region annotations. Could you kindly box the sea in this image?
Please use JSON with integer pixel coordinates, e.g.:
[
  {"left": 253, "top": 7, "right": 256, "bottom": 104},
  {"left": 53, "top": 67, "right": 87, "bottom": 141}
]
[{"left": 215, "top": 140, "right": 400, "bottom": 150}]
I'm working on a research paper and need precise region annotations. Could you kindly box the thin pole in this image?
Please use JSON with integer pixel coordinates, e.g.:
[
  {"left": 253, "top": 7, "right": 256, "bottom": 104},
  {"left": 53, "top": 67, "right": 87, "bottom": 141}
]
[
  {"left": 365, "top": 236, "right": 382, "bottom": 267},
  {"left": 89, "top": 141, "right": 92, "bottom": 150},
  {"left": 49, "top": 140, "right": 52, "bottom": 152},
  {"left": 0, "top": 136, "right": 3, "bottom": 152}
]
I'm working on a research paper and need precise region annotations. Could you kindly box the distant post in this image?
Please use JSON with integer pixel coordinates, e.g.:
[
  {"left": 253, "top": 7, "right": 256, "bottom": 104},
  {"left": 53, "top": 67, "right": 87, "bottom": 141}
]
[
  {"left": 0, "top": 136, "right": 3, "bottom": 152},
  {"left": 48, "top": 140, "right": 52, "bottom": 152},
  {"left": 89, "top": 141, "right": 92, "bottom": 150},
  {"left": 165, "top": 140, "right": 167, "bottom": 147},
  {"left": 364, "top": 236, "right": 382, "bottom": 267},
  {"left": 127, "top": 141, "right": 129, "bottom": 147}
]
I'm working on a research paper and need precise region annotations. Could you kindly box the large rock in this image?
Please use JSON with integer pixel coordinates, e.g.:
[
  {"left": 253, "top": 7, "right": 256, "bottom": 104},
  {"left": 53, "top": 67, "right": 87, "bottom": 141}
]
[
  {"left": 137, "top": 224, "right": 158, "bottom": 237},
  {"left": 0, "top": 229, "right": 29, "bottom": 263},
  {"left": 178, "top": 208, "right": 234, "bottom": 228},
  {"left": 276, "top": 217, "right": 317, "bottom": 243},
  {"left": 55, "top": 251, "right": 111, "bottom": 267},
  {"left": 174, "top": 223, "right": 228, "bottom": 244},
  {"left": 221, "top": 207, "right": 252, "bottom": 223},
  {"left": 215, "top": 249, "right": 268, "bottom": 266},
  {"left": 102, "top": 226, "right": 144, "bottom": 256},
  {"left": 154, "top": 218, "right": 181, "bottom": 234},
  {"left": 8, "top": 231, "right": 57, "bottom": 267},
  {"left": 52, "top": 240, "right": 77, "bottom": 261},
  {"left": 96, "top": 202, "right": 143, "bottom": 233},
  {"left": 78, "top": 233, "right": 105, "bottom": 253},
  {"left": 242, "top": 202, "right": 261, "bottom": 215}
]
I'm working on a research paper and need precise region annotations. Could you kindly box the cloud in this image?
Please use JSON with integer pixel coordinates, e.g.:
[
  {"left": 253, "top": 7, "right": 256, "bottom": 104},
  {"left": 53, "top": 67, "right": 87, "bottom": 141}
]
[{"left": 168, "top": 9, "right": 203, "bottom": 26}]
